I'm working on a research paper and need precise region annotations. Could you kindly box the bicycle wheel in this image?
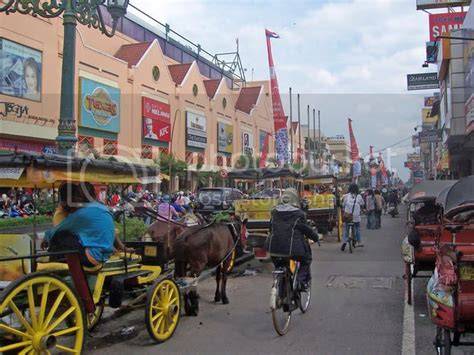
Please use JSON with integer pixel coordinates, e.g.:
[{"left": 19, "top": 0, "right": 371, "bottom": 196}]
[
  {"left": 271, "top": 273, "right": 291, "bottom": 336},
  {"left": 298, "top": 280, "right": 311, "bottom": 313}
]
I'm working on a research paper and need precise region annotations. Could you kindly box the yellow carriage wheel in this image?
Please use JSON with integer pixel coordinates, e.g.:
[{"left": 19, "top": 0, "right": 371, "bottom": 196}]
[
  {"left": 0, "top": 273, "right": 85, "bottom": 354},
  {"left": 145, "top": 278, "right": 181, "bottom": 343},
  {"left": 87, "top": 302, "right": 104, "bottom": 331}
]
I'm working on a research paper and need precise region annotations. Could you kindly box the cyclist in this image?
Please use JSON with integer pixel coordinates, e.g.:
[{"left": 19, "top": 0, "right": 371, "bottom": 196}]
[
  {"left": 341, "top": 183, "right": 365, "bottom": 251},
  {"left": 266, "top": 188, "right": 319, "bottom": 291}
]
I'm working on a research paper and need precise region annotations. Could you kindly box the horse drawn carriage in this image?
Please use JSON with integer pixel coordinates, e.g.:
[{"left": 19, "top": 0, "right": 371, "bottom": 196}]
[
  {"left": 0, "top": 152, "right": 182, "bottom": 353},
  {"left": 299, "top": 174, "right": 344, "bottom": 241},
  {"left": 230, "top": 168, "right": 300, "bottom": 260},
  {"left": 402, "top": 180, "right": 457, "bottom": 305},
  {"left": 424, "top": 176, "right": 474, "bottom": 354}
]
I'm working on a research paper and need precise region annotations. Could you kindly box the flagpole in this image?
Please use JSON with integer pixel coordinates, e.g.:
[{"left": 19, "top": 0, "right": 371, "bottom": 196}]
[{"left": 289, "top": 87, "right": 293, "bottom": 165}]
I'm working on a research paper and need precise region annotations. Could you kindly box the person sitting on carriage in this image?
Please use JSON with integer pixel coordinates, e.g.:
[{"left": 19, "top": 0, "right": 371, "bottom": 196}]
[
  {"left": 407, "top": 200, "right": 440, "bottom": 251},
  {"left": 44, "top": 182, "right": 115, "bottom": 267},
  {"left": 266, "top": 188, "right": 319, "bottom": 291}
]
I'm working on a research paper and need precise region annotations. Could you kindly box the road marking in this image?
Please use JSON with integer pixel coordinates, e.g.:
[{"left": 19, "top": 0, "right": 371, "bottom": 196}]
[{"left": 402, "top": 282, "right": 416, "bottom": 355}]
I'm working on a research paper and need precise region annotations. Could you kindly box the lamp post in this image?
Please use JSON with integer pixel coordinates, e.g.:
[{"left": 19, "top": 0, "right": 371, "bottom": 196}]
[{"left": 1, "top": 0, "right": 129, "bottom": 156}]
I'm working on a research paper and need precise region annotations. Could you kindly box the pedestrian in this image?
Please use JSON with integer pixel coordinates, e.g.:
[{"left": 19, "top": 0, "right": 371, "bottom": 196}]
[
  {"left": 374, "top": 190, "right": 385, "bottom": 229},
  {"left": 366, "top": 189, "right": 376, "bottom": 229},
  {"left": 341, "top": 184, "right": 365, "bottom": 251}
]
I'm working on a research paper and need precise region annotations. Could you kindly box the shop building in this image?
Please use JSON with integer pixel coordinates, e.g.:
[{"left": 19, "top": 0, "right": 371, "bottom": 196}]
[{"left": 0, "top": 6, "right": 276, "bottom": 189}]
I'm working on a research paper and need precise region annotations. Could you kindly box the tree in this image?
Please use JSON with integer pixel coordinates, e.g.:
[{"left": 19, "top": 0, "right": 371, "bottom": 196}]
[{"left": 154, "top": 153, "right": 187, "bottom": 191}]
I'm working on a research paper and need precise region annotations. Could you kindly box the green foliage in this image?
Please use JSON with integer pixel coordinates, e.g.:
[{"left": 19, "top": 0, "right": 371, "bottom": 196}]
[
  {"left": 155, "top": 153, "right": 187, "bottom": 180},
  {"left": 234, "top": 153, "right": 256, "bottom": 169},
  {"left": 35, "top": 199, "right": 56, "bottom": 215},
  {"left": 115, "top": 217, "right": 147, "bottom": 241},
  {"left": 0, "top": 215, "right": 52, "bottom": 229},
  {"left": 211, "top": 211, "right": 231, "bottom": 223}
]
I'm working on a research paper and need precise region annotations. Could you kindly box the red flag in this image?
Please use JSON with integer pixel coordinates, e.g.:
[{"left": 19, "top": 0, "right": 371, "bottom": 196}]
[
  {"left": 259, "top": 132, "right": 270, "bottom": 168},
  {"left": 348, "top": 118, "right": 359, "bottom": 161},
  {"left": 265, "top": 29, "right": 289, "bottom": 163}
]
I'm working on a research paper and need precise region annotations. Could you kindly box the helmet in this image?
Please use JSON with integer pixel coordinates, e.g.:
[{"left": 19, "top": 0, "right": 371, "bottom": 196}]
[
  {"left": 161, "top": 195, "right": 171, "bottom": 203},
  {"left": 279, "top": 188, "right": 300, "bottom": 207}
]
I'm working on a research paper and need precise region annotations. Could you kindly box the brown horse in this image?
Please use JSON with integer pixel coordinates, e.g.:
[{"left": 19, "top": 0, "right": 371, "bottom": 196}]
[{"left": 173, "top": 221, "right": 240, "bottom": 314}]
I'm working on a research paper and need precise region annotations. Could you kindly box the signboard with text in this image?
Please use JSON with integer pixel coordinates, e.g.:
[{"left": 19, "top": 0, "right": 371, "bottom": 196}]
[
  {"left": 407, "top": 73, "right": 439, "bottom": 91},
  {"left": 418, "top": 129, "right": 442, "bottom": 143},
  {"left": 79, "top": 77, "right": 120, "bottom": 133},
  {"left": 217, "top": 122, "right": 233, "bottom": 154},
  {"left": 186, "top": 111, "right": 207, "bottom": 149},
  {"left": 242, "top": 131, "right": 254, "bottom": 155},
  {"left": 429, "top": 12, "right": 467, "bottom": 42},
  {"left": 422, "top": 107, "right": 439, "bottom": 124},
  {"left": 417, "top": 0, "right": 471, "bottom": 9},
  {"left": 142, "top": 97, "right": 171, "bottom": 142}
]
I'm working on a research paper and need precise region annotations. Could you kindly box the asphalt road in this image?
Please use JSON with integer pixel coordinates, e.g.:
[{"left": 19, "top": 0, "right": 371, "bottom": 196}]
[{"left": 85, "top": 209, "right": 450, "bottom": 355}]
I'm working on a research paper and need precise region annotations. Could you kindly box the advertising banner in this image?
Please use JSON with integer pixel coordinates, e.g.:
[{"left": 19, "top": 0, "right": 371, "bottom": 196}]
[
  {"left": 142, "top": 97, "right": 171, "bottom": 142},
  {"left": 467, "top": 94, "right": 474, "bottom": 134},
  {"left": 265, "top": 29, "right": 289, "bottom": 163},
  {"left": 417, "top": 0, "right": 471, "bottom": 10},
  {"left": 418, "top": 129, "right": 442, "bottom": 143},
  {"left": 426, "top": 42, "right": 438, "bottom": 64},
  {"left": 0, "top": 38, "right": 42, "bottom": 101},
  {"left": 79, "top": 77, "right": 120, "bottom": 133},
  {"left": 407, "top": 73, "right": 439, "bottom": 91},
  {"left": 217, "top": 122, "right": 233, "bottom": 154},
  {"left": 422, "top": 107, "right": 439, "bottom": 124},
  {"left": 465, "top": 30, "right": 474, "bottom": 134},
  {"left": 0, "top": 138, "right": 56, "bottom": 154},
  {"left": 413, "top": 170, "right": 424, "bottom": 178},
  {"left": 242, "top": 131, "right": 254, "bottom": 155},
  {"left": 348, "top": 118, "right": 360, "bottom": 161},
  {"left": 429, "top": 12, "right": 467, "bottom": 42},
  {"left": 186, "top": 111, "right": 207, "bottom": 149}
]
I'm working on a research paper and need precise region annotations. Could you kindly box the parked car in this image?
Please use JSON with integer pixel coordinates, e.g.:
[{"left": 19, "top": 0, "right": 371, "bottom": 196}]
[{"left": 194, "top": 187, "right": 243, "bottom": 217}]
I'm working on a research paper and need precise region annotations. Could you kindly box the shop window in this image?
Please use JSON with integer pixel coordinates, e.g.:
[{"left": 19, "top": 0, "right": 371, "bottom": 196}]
[
  {"left": 217, "top": 156, "right": 224, "bottom": 167},
  {"left": 78, "top": 135, "right": 94, "bottom": 152},
  {"left": 141, "top": 145, "right": 153, "bottom": 160},
  {"left": 103, "top": 139, "right": 118, "bottom": 156},
  {"left": 185, "top": 151, "right": 194, "bottom": 164}
]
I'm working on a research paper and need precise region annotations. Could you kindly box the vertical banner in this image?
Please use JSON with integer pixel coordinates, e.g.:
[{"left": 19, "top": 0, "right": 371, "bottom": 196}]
[
  {"left": 348, "top": 118, "right": 361, "bottom": 181},
  {"left": 259, "top": 132, "right": 270, "bottom": 168},
  {"left": 265, "top": 29, "right": 289, "bottom": 164}
]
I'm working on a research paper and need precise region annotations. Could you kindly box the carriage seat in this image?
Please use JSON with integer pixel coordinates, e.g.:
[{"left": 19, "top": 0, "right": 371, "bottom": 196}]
[{"left": 36, "top": 252, "right": 142, "bottom": 274}]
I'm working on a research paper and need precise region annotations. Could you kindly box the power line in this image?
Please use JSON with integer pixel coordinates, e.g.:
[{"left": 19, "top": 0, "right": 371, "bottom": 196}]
[{"left": 375, "top": 136, "right": 411, "bottom": 153}]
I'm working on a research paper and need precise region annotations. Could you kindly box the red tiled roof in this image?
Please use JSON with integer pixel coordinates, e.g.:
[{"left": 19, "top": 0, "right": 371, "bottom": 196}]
[
  {"left": 203, "top": 79, "right": 220, "bottom": 98},
  {"left": 235, "top": 86, "right": 261, "bottom": 114},
  {"left": 168, "top": 63, "right": 192, "bottom": 85},
  {"left": 114, "top": 42, "right": 153, "bottom": 68}
]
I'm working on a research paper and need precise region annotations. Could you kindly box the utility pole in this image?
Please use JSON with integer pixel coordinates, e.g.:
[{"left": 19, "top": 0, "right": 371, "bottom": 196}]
[
  {"left": 312, "top": 108, "right": 316, "bottom": 171},
  {"left": 289, "top": 87, "right": 293, "bottom": 165},
  {"left": 318, "top": 109, "right": 321, "bottom": 171},
  {"left": 307, "top": 105, "right": 311, "bottom": 172},
  {"left": 297, "top": 94, "right": 302, "bottom": 164}
]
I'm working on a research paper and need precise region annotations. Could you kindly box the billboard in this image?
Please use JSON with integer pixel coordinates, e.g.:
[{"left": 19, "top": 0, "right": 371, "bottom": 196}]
[
  {"left": 417, "top": 0, "right": 471, "bottom": 10},
  {"left": 422, "top": 107, "right": 439, "bottom": 124},
  {"left": 0, "top": 38, "right": 42, "bottom": 101},
  {"left": 186, "top": 111, "right": 207, "bottom": 149},
  {"left": 79, "top": 77, "right": 120, "bottom": 133},
  {"left": 242, "top": 131, "right": 254, "bottom": 155},
  {"left": 426, "top": 42, "right": 438, "bottom": 64},
  {"left": 142, "top": 97, "right": 171, "bottom": 142},
  {"left": 217, "top": 122, "right": 233, "bottom": 154},
  {"left": 429, "top": 12, "right": 467, "bottom": 42},
  {"left": 407, "top": 73, "right": 439, "bottom": 91}
]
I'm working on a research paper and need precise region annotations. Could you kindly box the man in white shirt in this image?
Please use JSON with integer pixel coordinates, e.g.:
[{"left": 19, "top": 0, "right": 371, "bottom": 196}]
[{"left": 341, "top": 184, "right": 365, "bottom": 251}]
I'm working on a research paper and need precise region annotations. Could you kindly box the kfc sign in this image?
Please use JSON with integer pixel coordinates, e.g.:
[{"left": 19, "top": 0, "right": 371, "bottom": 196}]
[
  {"left": 429, "top": 12, "right": 466, "bottom": 42},
  {"left": 142, "top": 97, "right": 171, "bottom": 142}
]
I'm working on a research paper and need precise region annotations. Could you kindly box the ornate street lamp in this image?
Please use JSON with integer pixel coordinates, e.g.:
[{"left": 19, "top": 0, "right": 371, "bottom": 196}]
[{"left": 0, "top": 0, "right": 129, "bottom": 155}]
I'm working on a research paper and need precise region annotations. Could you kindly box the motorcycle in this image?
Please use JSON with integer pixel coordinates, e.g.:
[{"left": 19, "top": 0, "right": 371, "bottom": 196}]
[{"left": 387, "top": 203, "right": 399, "bottom": 218}]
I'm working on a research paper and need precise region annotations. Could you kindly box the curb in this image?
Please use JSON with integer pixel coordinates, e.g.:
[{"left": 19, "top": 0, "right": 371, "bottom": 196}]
[{"left": 198, "top": 253, "right": 255, "bottom": 282}]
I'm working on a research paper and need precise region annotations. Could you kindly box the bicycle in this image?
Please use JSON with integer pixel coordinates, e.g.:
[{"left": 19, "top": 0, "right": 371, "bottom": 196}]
[
  {"left": 270, "top": 258, "right": 312, "bottom": 336},
  {"left": 347, "top": 222, "right": 357, "bottom": 254}
]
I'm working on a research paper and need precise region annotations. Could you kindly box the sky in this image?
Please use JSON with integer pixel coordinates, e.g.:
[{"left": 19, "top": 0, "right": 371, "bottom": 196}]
[{"left": 131, "top": 0, "right": 440, "bottom": 181}]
